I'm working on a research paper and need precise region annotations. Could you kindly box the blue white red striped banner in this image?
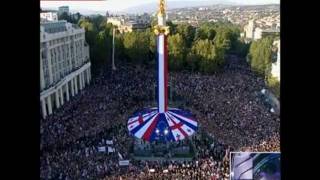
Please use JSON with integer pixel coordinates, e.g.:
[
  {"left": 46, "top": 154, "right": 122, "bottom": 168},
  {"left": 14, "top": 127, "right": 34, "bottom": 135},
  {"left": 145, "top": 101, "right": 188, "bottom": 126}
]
[{"left": 128, "top": 108, "right": 198, "bottom": 142}]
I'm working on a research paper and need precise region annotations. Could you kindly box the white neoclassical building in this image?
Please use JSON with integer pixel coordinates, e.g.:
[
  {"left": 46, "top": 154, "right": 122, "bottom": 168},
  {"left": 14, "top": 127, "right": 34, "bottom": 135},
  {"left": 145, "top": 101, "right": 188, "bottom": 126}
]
[
  {"left": 40, "top": 11, "right": 58, "bottom": 22},
  {"left": 271, "top": 40, "right": 280, "bottom": 81},
  {"left": 58, "top": 6, "right": 69, "bottom": 15},
  {"left": 40, "top": 20, "right": 91, "bottom": 118},
  {"left": 244, "top": 20, "right": 255, "bottom": 39}
]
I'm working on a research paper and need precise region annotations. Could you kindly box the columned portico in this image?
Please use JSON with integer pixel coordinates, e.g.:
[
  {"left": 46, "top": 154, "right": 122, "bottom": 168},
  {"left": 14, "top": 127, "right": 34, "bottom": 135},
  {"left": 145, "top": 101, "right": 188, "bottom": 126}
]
[
  {"left": 79, "top": 73, "right": 83, "bottom": 90},
  {"left": 71, "top": 79, "right": 75, "bottom": 96},
  {"left": 66, "top": 83, "right": 70, "bottom": 101},
  {"left": 41, "top": 98, "right": 47, "bottom": 118},
  {"left": 55, "top": 91, "right": 60, "bottom": 108},
  {"left": 41, "top": 20, "right": 91, "bottom": 119},
  {"left": 60, "top": 88, "right": 64, "bottom": 105},
  {"left": 74, "top": 77, "right": 78, "bottom": 94},
  {"left": 47, "top": 95, "right": 53, "bottom": 115},
  {"left": 81, "top": 72, "right": 85, "bottom": 88},
  {"left": 89, "top": 68, "right": 91, "bottom": 82},
  {"left": 86, "top": 69, "right": 90, "bottom": 84}
]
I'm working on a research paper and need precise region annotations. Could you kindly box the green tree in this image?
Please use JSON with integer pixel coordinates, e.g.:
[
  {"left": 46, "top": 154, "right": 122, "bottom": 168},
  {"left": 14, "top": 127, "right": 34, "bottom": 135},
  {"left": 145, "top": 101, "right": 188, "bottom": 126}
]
[
  {"left": 194, "top": 28, "right": 207, "bottom": 40},
  {"left": 78, "top": 19, "right": 100, "bottom": 74},
  {"left": 114, "top": 32, "right": 125, "bottom": 63},
  {"left": 151, "top": 16, "right": 158, "bottom": 27},
  {"left": 195, "top": 23, "right": 216, "bottom": 40},
  {"left": 232, "top": 40, "right": 250, "bottom": 57},
  {"left": 267, "top": 76, "right": 280, "bottom": 99},
  {"left": 190, "top": 39, "right": 222, "bottom": 74},
  {"left": 123, "top": 31, "right": 150, "bottom": 65},
  {"left": 78, "top": 18, "right": 96, "bottom": 32},
  {"left": 75, "top": 12, "right": 81, "bottom": 22},
  {"left": 96, "top": 29, "right": 113, "bottom": 67},
  {"left": 176, "top": 24, "right": 195, "bottom": 48},
  {"left": 185, "top": 52, "right": 199, "bottom": 72},
  {"left": 166, "top": 21, "right": 177, "bottom": 35},
  {"left": 214, "top": 27, "right": 233, "bottom": 51},
  {"left": 168, "top": 33, "right": 186, "bottom": 70},
  {"left": 145, "top": 28, "right": 157, "bottom": 64},
  {"left": 58, "top": 12, "right": 72, "bottom": 22},
  {"left": 249, "top": 37, "right": 273, "bottom": 76},
  {"left": 90, "top": 15, "right": 105, "bottom": 31},
  {"left": 78, "top": 18, "right": 117, "bottom": 75}
]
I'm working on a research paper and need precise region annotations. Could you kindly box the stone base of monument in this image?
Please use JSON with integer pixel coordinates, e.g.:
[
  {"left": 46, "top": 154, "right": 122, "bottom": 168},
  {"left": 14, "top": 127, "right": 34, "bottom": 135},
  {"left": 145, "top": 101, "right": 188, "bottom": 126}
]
[{"left": 131, "top": 137, "right": 196, "bottom": 162}]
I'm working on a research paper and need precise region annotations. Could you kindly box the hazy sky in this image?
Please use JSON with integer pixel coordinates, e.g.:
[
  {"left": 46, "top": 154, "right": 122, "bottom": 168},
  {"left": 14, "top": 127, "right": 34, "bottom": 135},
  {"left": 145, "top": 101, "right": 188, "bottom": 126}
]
[{"left": 41, "top": 0, "right": 280, "bottom": 13}]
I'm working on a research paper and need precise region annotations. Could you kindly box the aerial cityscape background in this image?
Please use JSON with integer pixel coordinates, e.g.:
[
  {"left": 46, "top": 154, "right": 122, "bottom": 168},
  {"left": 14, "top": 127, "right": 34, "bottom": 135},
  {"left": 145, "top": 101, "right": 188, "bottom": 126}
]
[{"left": 41, "top": 0, "right": 280, "bottom": 14}]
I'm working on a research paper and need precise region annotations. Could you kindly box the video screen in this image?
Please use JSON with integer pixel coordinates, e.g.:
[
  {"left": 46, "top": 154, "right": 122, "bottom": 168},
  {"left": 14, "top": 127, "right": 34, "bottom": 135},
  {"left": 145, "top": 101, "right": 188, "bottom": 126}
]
[{"left": 231, "top": 152, "right": 280, "bottom": 180}]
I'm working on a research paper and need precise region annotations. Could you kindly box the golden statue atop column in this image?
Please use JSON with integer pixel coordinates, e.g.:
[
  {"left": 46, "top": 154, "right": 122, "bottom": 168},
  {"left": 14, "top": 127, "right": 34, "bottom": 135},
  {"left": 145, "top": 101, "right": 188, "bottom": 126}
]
[
  {"left": 159, "top": 0, "right": 165, "bottom": 15},
  {"left": 154, "top": 0, "right": 170, "bottom": 36}
]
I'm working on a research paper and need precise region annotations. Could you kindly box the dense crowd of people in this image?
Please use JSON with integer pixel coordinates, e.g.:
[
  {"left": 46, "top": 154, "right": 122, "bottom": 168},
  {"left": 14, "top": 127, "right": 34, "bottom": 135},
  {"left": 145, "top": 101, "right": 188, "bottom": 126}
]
[
  {"left": 40, "top": 55, "right": 280, "bottom": 179},
  {"left": 171, "top": 55, "right": 280, "bottom": 150}
]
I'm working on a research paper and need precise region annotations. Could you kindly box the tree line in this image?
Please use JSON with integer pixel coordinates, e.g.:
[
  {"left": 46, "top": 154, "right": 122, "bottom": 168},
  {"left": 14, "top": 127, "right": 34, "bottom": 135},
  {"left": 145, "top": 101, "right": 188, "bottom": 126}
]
[
  {"left": 61, "top": 14, "right": 249, "bottom": 76},
  {"left": 248, "top": 36, "right": 280, "bottom": 98},
  {"left": 60, "top": 13, "right": 277, "bottom": 86}
]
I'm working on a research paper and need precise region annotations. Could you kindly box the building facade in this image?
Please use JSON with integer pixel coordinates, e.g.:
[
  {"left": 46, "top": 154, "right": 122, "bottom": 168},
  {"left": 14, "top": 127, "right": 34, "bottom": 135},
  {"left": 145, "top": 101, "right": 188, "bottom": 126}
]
[
  {"left": 40, "top": 11, "right": 58, "bottom": 22},
  {"left": 107, "top": 17, "right": 123, "bottom": 27},
  {"left": 118, "top": 21, "right": 150, "bottom": 33},
  {"left": 253, "top": 27, "right": 263, "bottom": 40},
  {"left": 58, "top": 6, "right": 69, "bottom": 15},
  {"left": 134, "top": 13, "right": 151, "bottom": 24},
  {"left": 244, "top": 18, "right": 280, "bottom": 41},
  {"left": 40, "top": 20, "right": 91, "bottom": 118},
  {"left": 271, "top": 40, "right": 280, "bottom": 81},
  {"left": 107, "top": 15, "right": 151, "bottom": 33},
  {"left": 244, "top": 20, "right": 255, "bottom": 39}
]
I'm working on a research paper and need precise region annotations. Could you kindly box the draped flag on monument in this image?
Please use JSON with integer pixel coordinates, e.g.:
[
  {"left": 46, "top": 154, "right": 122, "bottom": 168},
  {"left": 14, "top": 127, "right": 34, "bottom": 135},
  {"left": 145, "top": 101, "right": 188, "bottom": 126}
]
[
  {"left": 126, "top": 0, "right": 198, "bottom": 143},
  {"left": 127, "top": 108, "right": 198, "bottom": 142}
]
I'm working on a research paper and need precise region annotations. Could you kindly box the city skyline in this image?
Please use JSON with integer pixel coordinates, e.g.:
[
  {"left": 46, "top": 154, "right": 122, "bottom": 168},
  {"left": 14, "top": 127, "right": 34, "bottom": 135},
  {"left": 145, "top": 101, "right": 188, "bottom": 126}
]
[{"left": 41, "top": 0, "right": 280, "bottom": 14}]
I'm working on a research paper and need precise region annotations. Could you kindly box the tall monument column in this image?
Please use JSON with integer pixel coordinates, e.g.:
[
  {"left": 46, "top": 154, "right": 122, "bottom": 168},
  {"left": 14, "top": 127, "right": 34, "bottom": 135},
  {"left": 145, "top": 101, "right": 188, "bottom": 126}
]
[
  {"left": 127, "top": 0, "right": 198, "bottom": 143},
  {"left": 154, "top": 0, "right": 170, "bottom": 113}
]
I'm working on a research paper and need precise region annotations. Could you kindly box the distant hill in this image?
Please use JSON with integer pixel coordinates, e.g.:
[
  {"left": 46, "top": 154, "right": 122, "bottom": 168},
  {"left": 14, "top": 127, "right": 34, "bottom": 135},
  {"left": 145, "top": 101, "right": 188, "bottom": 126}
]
[
  {"left": 41, "top": 1, "right": 280, "bottom": 16},
  {"left": 123, "top": 1, "right": 280, "bottom": 14},
  {"left": 123, "top": 0, "right": 236, "bottom": 14}
]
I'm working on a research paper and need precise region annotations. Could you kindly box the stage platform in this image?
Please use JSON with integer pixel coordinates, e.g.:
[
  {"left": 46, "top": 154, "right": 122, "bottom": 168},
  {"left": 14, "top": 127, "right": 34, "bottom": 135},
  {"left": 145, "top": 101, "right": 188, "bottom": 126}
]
[{"left": 130, "top": 137, "right": 197, "bottom": 162}]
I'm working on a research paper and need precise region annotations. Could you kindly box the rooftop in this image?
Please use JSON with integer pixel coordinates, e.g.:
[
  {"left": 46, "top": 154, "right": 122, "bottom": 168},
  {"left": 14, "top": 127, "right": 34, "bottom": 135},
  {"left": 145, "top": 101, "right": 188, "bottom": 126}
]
[
  {"left": 262, "top": 29, "right": 280, "bottom": 33},
  {"left": 41, "top": 21, "right": 67, "bottom": 33},
  {"left": 41, "top": 10, "right": 58, "bottom": 13}
]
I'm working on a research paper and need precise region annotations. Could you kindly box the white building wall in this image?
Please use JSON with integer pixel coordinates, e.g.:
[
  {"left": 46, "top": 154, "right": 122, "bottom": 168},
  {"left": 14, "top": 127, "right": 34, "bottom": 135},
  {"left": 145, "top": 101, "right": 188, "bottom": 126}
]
[
  {"left": 245, "top": 20, "right": 255, "bottom": 39},
  {"left": 107, "top": 18, "right": 122, "bottom": 27},
  {"left": 271, "top": 40, "right": 280, "bottom": 81},
  {"left": 40, "top": 12, "right": 58, "bottom": 22},
  {"left": 58, "top": 6, "right": 69, "bottom": 15},
  {"left": 253, "top": 27, "right": 263, "bottom": 40},
  {"left": 40, "top": 21, "right": 91, "bottom": 118}
]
